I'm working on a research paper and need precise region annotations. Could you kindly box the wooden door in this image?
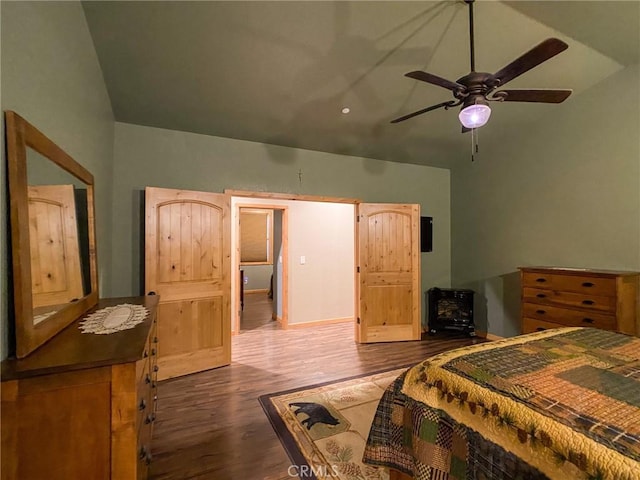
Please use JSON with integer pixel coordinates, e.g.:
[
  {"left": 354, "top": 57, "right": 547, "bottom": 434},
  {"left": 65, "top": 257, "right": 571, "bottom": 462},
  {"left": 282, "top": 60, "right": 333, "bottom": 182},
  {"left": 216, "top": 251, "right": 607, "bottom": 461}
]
[
  {"left": 356, "top": 203, "right": 421, "bottom": 342},
  {"left": 27, "top": 184, "right": 83, "bottom": 312},
  {"left": 145, "top": 187, "right": 231, "bottom": 380}
]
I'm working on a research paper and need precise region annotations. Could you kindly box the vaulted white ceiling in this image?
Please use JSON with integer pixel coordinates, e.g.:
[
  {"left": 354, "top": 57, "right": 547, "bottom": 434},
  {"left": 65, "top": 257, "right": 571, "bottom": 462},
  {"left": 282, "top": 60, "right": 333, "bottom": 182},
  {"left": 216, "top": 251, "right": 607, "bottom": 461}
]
[{"left": 82, "top": 1, "right": 639, "bottom": 168}]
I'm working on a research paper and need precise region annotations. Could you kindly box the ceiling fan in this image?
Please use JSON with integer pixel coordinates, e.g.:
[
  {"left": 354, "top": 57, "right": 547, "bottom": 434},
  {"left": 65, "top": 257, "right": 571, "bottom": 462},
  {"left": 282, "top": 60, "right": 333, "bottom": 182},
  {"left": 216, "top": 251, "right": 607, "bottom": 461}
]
[{"left": 391, "top": 0, "right": 572, "bottom": 130}]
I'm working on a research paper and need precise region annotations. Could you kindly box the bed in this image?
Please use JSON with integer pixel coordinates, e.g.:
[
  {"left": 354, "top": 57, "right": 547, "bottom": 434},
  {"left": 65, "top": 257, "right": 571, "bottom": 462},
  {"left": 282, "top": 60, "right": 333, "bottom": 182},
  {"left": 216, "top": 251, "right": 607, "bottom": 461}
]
[{"left": 363, "top": 327, "right": 640, "bottom": 480}]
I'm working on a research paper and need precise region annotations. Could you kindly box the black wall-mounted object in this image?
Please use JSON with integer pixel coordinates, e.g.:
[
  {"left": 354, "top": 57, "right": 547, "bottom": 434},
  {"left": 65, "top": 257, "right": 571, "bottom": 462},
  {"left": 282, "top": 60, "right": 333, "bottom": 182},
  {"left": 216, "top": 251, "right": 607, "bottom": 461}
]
[{"left": 420, "top": 216, "right": 433, "bottom": 252}]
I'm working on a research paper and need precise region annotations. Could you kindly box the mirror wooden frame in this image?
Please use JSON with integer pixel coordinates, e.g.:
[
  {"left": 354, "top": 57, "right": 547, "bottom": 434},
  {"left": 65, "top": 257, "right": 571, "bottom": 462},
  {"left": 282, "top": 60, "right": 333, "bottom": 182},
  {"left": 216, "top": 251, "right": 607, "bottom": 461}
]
[{"left": 5, "top": 111, "right": 99, "bottom": 358}]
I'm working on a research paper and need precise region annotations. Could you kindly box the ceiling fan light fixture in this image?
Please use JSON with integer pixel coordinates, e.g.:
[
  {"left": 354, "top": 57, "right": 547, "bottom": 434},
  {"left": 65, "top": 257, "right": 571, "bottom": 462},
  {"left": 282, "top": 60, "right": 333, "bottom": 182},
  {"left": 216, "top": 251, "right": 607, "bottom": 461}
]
[{"left": 458, "top": 100, "right": 491, "bottom": 129}]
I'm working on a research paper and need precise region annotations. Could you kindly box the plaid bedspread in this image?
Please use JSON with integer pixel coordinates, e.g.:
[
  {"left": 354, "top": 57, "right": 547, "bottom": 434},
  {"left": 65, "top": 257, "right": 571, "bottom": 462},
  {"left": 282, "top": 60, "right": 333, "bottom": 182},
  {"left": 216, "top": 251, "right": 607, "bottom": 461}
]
[{"left": 363, "top": 327, "right": 640, "bottom": 480}]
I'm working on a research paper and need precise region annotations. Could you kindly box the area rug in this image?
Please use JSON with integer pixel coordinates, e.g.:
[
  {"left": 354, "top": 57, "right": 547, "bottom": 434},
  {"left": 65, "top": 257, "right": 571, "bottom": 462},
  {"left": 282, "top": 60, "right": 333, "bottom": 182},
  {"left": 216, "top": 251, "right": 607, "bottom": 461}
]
[{"left": 259, "top": 367, "right": 409, "bottom": 480}]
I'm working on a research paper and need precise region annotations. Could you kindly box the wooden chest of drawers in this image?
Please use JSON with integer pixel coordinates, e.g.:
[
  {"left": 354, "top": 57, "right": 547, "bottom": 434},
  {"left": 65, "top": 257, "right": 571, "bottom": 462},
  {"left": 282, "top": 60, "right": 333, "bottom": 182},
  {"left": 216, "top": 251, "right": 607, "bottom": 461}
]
[
  {"left": 1, "top": 296, "right": 159, "bottom": 480},
  {"left": 520, "top": 267, "right": 640, "bottom": 336}
]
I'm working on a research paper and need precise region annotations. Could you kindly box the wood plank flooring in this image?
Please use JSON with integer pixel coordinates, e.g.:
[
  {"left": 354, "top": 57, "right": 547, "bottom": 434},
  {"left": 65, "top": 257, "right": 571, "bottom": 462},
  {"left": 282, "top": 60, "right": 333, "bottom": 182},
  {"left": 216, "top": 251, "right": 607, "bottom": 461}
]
[{"left": 150, "top": 293, "right": 485, "bottom": 480}]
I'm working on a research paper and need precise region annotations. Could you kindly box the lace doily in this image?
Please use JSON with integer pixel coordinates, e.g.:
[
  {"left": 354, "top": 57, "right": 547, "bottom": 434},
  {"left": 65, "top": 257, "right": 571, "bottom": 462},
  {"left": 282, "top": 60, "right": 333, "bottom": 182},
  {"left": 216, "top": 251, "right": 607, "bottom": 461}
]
[{"left": 79, "top": 304, "right": 149, "bottom": 334}]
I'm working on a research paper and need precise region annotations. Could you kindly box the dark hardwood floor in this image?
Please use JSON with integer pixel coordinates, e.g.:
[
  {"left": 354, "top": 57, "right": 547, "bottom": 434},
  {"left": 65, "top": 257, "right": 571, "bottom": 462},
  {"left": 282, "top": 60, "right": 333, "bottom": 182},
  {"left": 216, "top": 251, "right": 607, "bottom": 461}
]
[{"left": 150, "top": 293, "right": 484, "bottom": 480}]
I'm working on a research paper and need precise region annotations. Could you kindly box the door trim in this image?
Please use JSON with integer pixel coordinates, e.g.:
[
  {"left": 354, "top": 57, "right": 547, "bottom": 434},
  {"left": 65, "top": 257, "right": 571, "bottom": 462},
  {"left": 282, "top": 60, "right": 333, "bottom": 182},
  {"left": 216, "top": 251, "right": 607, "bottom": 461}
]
[{"left": 226, "top": 189, "right": 359, "bottom": 204}]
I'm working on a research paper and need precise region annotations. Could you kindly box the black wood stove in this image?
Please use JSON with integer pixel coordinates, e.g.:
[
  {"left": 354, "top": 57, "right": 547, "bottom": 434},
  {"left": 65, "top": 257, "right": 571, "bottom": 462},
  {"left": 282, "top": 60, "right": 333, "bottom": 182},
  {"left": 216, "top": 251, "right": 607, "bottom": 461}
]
[{"left": 427, "top": 288, "right": 475, "bottom": 336}]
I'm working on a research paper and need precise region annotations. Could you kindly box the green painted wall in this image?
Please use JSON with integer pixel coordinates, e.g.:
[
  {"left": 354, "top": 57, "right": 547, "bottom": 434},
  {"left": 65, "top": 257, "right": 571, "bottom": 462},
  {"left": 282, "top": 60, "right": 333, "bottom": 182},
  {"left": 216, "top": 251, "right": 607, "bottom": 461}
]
[
  {"left": 451, "top": 65, "right": 640, "bottom": 337},
  {"left": 111, "top": 122, "right": 452, "bottom": 316},
  {"left": 0, "top": 1, "right": 114, "bottom": 359}
]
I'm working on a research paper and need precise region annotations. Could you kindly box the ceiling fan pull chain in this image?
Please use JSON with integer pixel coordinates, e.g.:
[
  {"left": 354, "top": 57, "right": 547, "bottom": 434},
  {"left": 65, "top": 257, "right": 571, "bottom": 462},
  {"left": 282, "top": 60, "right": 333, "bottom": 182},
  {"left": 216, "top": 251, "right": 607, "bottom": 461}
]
[
  {"left": 471, "top": 127, "right": 475, "bottom": 162},
  {"left": 470, "top": 127, "right": 479, "bottom": 162}
]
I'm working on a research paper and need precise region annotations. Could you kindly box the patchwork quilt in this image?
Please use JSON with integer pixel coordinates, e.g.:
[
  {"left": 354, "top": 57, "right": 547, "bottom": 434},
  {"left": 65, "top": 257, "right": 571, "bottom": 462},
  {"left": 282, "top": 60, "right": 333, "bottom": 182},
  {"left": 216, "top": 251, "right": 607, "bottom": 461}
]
[{"left": 363, "top": 327, "right": 640, "bottom": 480}]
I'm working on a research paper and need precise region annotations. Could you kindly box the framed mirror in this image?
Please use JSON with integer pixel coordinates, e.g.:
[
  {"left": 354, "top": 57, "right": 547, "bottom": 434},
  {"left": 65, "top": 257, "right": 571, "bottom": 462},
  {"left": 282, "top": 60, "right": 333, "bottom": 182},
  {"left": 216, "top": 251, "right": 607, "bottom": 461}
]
[{"left": 5, "top": 111, "right": 98, "bottom": 358}]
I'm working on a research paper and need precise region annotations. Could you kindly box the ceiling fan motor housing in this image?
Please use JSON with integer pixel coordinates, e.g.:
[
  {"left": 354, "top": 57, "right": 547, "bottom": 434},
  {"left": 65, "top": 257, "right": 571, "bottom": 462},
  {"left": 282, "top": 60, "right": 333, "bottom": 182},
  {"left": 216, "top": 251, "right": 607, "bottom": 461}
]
[{"left": 455, "top": 72, "right": 500, "bottom": 100}]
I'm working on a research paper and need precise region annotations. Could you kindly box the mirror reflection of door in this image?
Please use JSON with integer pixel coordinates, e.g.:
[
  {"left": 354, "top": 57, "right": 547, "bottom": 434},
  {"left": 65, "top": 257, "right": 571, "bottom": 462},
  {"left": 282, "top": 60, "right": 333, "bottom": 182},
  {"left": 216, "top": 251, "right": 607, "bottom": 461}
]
[{"left": 27, "top": 184, "right": 84, "bottom": 323}]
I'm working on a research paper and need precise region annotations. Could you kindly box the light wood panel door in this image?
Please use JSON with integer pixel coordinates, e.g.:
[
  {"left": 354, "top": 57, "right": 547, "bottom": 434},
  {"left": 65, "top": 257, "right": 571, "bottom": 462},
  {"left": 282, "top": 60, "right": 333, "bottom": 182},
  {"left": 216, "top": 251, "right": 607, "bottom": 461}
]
[
  {"left": 356, "top": 203, "right": 420, "bottom": 343},
  {"left": 145, "top": 187, "right": 231, "bottom": 380},
  {"left": 27, "top": 184, "right": 84, "bottom": 311}
]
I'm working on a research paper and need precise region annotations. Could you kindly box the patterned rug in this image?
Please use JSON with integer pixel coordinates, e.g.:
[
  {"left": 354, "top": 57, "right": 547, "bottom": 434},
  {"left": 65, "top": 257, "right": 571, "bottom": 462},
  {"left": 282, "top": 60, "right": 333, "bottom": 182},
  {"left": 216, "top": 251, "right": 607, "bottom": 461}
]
[{"left": 259, "top": 368, "right": 409, "bottom": 480}]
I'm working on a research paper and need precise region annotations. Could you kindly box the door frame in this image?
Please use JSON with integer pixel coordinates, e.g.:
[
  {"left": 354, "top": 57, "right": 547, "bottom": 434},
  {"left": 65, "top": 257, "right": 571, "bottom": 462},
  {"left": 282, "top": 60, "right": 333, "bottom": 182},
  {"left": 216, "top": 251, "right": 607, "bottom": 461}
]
[{"left": 227, "top": 190, "right": 360, "bottom": 335}]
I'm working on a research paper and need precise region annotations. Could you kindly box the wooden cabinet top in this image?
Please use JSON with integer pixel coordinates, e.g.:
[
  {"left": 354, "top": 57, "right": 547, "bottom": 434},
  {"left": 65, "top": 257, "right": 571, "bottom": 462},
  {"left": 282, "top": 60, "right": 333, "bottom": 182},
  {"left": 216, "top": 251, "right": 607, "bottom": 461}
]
[
  {"left": 519, "top": 267, "right": 640, "bottom": 278},
  {"left": 1, "top": 296, "right": 158, "bottom": 381}
]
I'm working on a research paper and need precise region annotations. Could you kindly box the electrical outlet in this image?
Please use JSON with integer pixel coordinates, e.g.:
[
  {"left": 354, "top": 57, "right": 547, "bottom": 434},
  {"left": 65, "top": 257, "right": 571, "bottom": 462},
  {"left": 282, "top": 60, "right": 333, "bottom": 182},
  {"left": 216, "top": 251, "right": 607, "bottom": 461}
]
[{"left": 300, "top": 256, "right": 306, "bottom": 265}]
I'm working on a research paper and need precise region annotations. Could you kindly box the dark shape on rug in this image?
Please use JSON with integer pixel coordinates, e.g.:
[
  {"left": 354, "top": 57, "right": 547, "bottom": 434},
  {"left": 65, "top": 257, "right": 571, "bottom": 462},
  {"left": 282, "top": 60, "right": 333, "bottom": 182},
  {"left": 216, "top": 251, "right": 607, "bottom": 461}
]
[{"left": 289, "top": 402, "right": 340, "bottom": 429}]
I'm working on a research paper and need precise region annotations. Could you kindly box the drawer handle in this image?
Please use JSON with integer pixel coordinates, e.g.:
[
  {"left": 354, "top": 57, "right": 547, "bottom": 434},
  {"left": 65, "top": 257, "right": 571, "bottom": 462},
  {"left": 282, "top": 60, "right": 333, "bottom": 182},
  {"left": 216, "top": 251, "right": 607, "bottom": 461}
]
[
  {"left": 536, "top": 327, "right": 546, "bottom": 332},
  {"left": 582, "top": 318, "right": 595, "bottom": 324},
  {"left": 151, "top": 348, "right": 157, "bottom": 356},
  {"left": 145, "top": 413, "right": 156, "bottom": 425},
  {"left": 153, "top": 336, "right": 159, "bottom": 344},
  {"left": 145, "top": 452, "right": 153, "bottom": 466},
  {"left": 582, "top": 300, "right": 595, "bottom": 306},
  {"left": 582, "top": 282, "right": 595, "bottom": 287},
  {"left": 148, "top": 291, "right": 157, "bottom": 295},
  {"left": 139, "top": 399, "right": 146, "bottom": 411},
  {"left": 153, "top": 365, "right": 159, "bottom": 373},
  {"left": 535, "top": 278, "right": 547, "bottom": 283},
  {"left": 153, "top": 394, "right": 158, "bottom": 402},
  {"left": 536, "top": 293, "right": 547, "bottom": 299},
  {"left": 139, "top": 446, "right": 147, "bottom": 460},
  {"left": 536, "top": 310, "right": 546, "bottom": 315},
  {"left": 145, "top": 374, "right": 151, "bottom": 384},
  {"left": 143, "top": 350, "right": 149, "bottom": 358}
]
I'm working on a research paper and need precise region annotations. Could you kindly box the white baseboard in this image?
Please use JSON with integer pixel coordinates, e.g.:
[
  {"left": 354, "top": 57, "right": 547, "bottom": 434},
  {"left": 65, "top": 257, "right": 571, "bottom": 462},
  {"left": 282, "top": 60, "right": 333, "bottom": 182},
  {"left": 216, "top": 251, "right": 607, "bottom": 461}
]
[{"left": 285, "top": 317, "right": 352, "bottom": 330}]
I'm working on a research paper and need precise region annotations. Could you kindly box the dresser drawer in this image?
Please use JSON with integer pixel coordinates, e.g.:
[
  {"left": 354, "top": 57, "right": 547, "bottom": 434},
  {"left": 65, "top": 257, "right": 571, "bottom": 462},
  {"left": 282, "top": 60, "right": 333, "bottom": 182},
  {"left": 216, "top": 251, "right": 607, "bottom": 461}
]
[
  {"left": 522, "top": 287, "right": 616, "bottom": 313},
  {"left": 522, "top": 317, "right": 567, "bottom": 333},
  {"left": 522, "top": 272, "right": 617, "bottom": 296},
  {"left": 522, "top": 303, "right": 616, "bottom": 330},
  {"left": 136, "top": 360, "right": 158, "bottom": 436},
  {"left": 137, "top": 396, "right": 156, "bottom": 437},
  {"left": 522, "top": 317, "right": 568, "bottom": 334}
]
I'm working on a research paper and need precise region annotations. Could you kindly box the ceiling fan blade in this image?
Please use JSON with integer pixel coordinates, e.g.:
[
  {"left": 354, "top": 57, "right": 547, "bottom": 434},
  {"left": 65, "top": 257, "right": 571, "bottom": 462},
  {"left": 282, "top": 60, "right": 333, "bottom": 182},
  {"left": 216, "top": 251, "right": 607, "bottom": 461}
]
[
  {"left": 390, "top": 100, "right": 457, "bottom": 124},
  {"left": 405, "top": 71, "right": 465, "bottom": 92},
  {"left": 493, "top": 38, "right": 568, "bottom": 87},
  {"left": 495, "top": 89, "right": 572, "bottom": 103}
]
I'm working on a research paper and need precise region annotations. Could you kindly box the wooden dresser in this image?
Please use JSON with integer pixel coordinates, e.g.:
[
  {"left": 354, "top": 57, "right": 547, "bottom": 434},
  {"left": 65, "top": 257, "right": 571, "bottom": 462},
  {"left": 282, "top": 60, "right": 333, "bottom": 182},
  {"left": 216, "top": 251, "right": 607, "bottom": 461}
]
[
  {"left": 520, "top": 267, "right": 640, "bottom": 336},
  {"left": 1, "top": 296, "right": 159, "bottom": 480}
]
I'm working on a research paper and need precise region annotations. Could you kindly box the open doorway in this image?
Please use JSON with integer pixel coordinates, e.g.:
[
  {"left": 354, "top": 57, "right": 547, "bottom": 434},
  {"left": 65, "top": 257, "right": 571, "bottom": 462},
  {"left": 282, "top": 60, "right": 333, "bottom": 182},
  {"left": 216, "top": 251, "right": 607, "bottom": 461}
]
[
  {"left": 237, "top": 206, "right": 286, "bottom": 332},
  {"left": 230, "top": 192, "right": 357, "bottom": 337},
  {"left": 229, "top": 191, "right": 422, "bottom": 355},
  {"left": 233, "top": 202, "right": 289, "bottom": 334}
]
